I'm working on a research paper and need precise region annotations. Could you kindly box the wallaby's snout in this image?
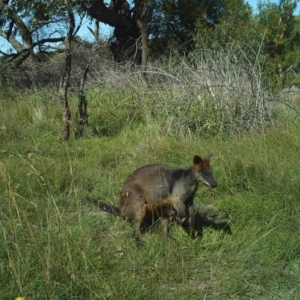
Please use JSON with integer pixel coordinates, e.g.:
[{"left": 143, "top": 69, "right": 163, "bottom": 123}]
[
  {"left": 205, "top": 175, "right": 217, "bottom": 188},
  {"left": 209, "top": 180, "right": 217, "bottom": 188},
  {"left": 200, "top": 171, "right": 217, "bottom": 188}
]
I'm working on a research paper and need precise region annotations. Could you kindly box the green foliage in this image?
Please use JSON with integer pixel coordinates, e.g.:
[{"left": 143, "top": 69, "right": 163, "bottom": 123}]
[
  {"left": 256, "top": 0, "right": 300, "bottom": 89},
  {"left": 152, "top": 0, "right": 254, "bottom": 58},
  {"left": 201, "top": 0, "right": 253, "bottom": 45},
  {"left": 194, "top": 0, "right": 269, "bottom": 94},
  {"left": 150, "top": 0, "right": 229, "bottom": 55},
  {"left": 1, "top": 85, "right": 300, "bottom": 298},
  {"left": 294, "top": 15, "right": 300, "bottom": 32},
  {"left": 194, "top": 0, "right": 300, "bottom": 91},
  {"left": 1, "top": 0, "right": 300, "bottom": 91},
  {"left": 194, "top": 0, "right": 260, "bottom": 67}
]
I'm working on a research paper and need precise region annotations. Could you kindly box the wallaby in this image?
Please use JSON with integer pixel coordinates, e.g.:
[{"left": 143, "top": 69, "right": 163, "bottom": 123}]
[{"left": 90, "top": 155, "right": 217, "bottom": 245}]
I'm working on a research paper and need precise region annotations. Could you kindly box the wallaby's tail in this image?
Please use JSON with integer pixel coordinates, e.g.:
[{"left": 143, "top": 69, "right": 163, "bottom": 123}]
[{"left": 86, "top": 196, "right": 120, "bottom": 216}]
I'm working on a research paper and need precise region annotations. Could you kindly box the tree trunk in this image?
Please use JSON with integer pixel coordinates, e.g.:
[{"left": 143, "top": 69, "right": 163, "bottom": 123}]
[
  {"left": 75, "top": 64, "right": 90, "bottom": 139},
  {"left": 74, "top": 90, "right": 88, "bottom": 139},
  {"left": 86, "top": 1, "right": 154, "bottom": 66},
  {"left": 59, "top": 0, "right": 75, "bottom": 141},
  {"left": 74, "top": 46, "right": 100, "bottom": 139},
  {"left": 95, "top": 20, "right": 100, "bottom": 44},
  {"left": 59, "top": 53, "right": 72, "bottom": 141},
  {"left": 136, "top": 19, "right": 148, "bottom": 75},
  {"left": 87, "top": 0, "right": 141, "bottom": 64}
]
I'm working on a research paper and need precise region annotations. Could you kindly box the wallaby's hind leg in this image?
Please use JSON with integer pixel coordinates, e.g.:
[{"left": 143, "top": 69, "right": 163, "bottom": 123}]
[
  {"left": 129, "top": 188, "right": 147, "bottom": 246},
  {"left": 170, "top": 196, "right": 188, "bottom": 220}
]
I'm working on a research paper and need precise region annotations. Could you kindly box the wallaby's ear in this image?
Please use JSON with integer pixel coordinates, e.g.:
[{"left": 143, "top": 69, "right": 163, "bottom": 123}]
[
  {"left": 193, "top": 155, "right": 203, "bottom": 166},
  {"left": 206, "top": 154, "right": 213, "bottom": 160}
]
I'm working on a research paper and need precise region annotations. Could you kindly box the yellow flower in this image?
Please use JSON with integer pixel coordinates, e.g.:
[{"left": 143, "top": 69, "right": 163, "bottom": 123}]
[{"left": 15, "top": 297, "right": 25, "bottom": 300}]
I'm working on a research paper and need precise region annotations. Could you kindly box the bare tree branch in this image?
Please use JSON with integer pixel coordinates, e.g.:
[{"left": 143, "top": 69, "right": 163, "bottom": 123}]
[
  {"left": 75, "top": 46, "right": 101, "bottom": 139},
  {"left": 0, "top": 28, "right": 24, "bottom": 52},
  {"left": 0, "top": 0, "right": 32, "bottom": 47},
  {"left": 31, "top": 18, "right": 68, "bottom": 34},
  {"left": 1, "top": 34, "right": 66, "bottom": 66}
]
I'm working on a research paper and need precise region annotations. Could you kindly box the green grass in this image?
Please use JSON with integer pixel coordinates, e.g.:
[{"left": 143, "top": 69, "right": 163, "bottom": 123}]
[{"left": 1, "top": 87, "right": 300, "bottom": 299}]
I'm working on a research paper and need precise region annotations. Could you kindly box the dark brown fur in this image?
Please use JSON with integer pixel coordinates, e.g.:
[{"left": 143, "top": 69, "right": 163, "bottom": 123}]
[{"left": 91, "top": 155, "right": 217, "bottom": 244}]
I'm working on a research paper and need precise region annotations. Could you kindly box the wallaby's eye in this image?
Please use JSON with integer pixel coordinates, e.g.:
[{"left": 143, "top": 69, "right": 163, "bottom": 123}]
[{"left": 205, "top": 171, "right": 212, "bottom": 178}]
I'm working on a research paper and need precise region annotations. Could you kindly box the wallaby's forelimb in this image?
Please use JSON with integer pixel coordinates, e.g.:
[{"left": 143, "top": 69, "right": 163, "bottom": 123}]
[
  {"left": 170, "top": 197, "right": 187, "bottom": 219},
  {"left": 187, "top": 199, "right": 195, "bottom": 235}
]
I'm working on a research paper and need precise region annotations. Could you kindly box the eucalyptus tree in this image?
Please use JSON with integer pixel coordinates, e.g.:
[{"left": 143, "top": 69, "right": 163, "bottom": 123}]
[
  {"left": 257, "top": 0, "right": 300, "bottom": 88},
  {"left": 148, "top": 0, "right": 231, "bottom": 56},
  {"left": 0, "top": 0, "right": 88, "bottom": 140},
  {"left": 86, "top": 0, "right": 154, "bottom": 71}
]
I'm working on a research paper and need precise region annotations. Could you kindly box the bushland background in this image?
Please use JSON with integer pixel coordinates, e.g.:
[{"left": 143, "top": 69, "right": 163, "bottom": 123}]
[{"left": 1, "top": 0, "right": 300, "bottom": 299}]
